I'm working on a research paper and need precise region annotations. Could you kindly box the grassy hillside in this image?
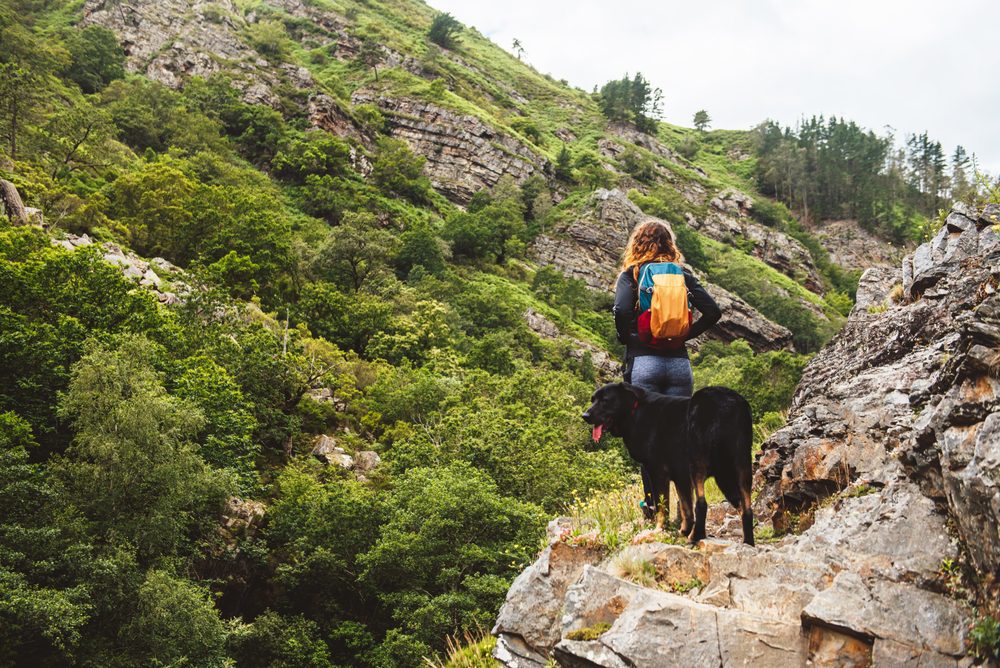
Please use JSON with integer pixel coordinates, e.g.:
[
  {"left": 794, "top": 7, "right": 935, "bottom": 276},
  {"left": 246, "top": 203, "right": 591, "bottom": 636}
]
[{"left": 0, "top": 0, "right": 862, "bottom": 665}]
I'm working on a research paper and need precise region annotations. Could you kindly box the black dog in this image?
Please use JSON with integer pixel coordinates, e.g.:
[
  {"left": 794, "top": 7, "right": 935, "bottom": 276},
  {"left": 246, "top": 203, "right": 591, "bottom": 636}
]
[{"left": 582, "top": 383, "right": 755, "bottom": 546}]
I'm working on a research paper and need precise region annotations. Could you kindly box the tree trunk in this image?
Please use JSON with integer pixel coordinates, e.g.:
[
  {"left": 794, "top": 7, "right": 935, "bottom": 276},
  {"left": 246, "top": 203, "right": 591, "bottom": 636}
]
[{"left": 0, "top": 179, "right": 28, "bottom": 225}]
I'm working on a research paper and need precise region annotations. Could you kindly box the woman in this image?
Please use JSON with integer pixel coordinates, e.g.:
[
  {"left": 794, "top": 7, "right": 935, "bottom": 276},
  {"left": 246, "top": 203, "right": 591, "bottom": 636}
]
[{"left": 613, "top": 220, "right": 722, "bottom": 518}]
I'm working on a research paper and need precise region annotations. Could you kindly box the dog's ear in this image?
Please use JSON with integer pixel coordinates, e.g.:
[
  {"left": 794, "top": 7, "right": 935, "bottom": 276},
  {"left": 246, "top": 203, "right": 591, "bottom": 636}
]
[{"left": 621, "top": 383, "right": 646, "bottom": 402}]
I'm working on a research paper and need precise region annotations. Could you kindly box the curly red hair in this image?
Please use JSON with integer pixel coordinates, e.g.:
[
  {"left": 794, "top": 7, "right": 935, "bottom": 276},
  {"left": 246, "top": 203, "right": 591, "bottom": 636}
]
[{"left": 621, "top": 220, "right": 684, "bottom": 274}]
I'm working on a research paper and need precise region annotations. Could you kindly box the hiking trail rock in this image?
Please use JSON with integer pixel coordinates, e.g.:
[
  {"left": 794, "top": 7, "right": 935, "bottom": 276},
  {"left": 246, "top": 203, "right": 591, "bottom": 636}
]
[{"left": 494, "top": 204, "right": 997, "bottom": 667}]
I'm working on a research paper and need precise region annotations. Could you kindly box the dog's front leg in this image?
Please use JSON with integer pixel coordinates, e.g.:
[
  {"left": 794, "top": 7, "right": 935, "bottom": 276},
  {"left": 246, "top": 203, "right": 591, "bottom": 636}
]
[{"left": 674, "top": 475, "right": 694, "bottom": 537}]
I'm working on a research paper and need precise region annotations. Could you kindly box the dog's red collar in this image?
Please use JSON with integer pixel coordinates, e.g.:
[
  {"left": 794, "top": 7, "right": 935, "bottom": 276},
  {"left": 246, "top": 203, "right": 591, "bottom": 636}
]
[{"left": 631, "top": 399, "right": 640, "bottom": 414}]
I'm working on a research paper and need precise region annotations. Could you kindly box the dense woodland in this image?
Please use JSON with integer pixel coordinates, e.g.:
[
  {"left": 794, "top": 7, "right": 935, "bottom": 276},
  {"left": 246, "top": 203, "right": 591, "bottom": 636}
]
[
  {"left": 754, "top": 116, "right": 977, "bottom": 242},
  {"left": 0, "top": 0, "right": 993, "bottom": 665}
]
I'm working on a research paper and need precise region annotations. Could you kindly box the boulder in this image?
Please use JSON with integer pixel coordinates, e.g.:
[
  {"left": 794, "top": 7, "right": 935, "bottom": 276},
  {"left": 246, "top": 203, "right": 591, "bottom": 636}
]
[
  {"left": 801, "top": 571, "right": 970, "bottom": 658},
  {"left": 555, "top": 567, "right": 809, "bottom": 667},
  {"left": 493, "top": 540, "right": 605, "bottom": 663},
  {"left": 311, "top": 435, "right": 354, "bottom": 469}
]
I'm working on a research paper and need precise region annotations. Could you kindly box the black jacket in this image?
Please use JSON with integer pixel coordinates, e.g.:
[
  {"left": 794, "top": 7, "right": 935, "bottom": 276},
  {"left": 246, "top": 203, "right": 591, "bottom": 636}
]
[{"left": 613, "top": 266, "right": 722, "bottom": 359}]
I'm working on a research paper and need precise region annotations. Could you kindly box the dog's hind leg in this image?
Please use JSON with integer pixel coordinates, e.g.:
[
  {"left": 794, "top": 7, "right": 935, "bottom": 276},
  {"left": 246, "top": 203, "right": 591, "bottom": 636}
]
[
  {"left": 739, "top": 471, "right": 755, "bottom": 546},
  {"left": 690, "top": 466, "right": 709, "bottom": 544}
]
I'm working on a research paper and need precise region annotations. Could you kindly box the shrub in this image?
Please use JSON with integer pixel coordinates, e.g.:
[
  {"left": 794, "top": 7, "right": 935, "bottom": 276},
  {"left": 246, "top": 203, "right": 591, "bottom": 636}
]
[
  {"left": 677, "top": 136, "right": 699, "bottom": 160},
  {"left": 371, "top": 137, "right": 432, "bottom": 203},
  {"left": 428, "top": 12, "right": 462, "bottom": 49}
]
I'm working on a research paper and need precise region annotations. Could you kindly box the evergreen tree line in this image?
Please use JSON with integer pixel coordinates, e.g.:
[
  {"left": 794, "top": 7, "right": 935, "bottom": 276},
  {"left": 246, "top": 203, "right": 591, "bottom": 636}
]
[{"left": 754, "top": 116, "right": 978, "bottom": 242}]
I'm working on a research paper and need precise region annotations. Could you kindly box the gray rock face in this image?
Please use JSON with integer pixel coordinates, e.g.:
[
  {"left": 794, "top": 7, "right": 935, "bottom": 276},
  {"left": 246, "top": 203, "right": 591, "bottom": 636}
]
[
  {"left": 531, "top": 189, "right": 645, "bottom": 291},
  {"left": 686, "top": 188, "right": 824, "bottom": 293},
  {"left": 82, "top": 0, "right": 296, "bottom": 105},
  {"left": 809, "top": 219, "right": 905, "bottom": 271},
  {"left": 532, "top": 188, "right": 794, "bottom": 354},
  {"left": 350, "top": 93, "right": 547, "bottom": 204},
  {"left": 496, "top": 204, "right": 994, "bottom": 667},
  {"left": 553, "top": 567, "right": 809, "bottom": 667}
]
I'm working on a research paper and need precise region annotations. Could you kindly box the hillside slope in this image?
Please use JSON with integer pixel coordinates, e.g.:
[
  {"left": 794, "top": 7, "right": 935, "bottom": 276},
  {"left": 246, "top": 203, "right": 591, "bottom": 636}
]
[{"left": 75, "top": 0, "right": 851, "bottom": 352}]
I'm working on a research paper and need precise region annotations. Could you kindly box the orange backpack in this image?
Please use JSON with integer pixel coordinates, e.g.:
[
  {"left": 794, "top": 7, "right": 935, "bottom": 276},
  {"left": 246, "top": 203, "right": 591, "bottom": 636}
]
[{"left": 634, "top": 262, "right": 691, "bottom": 348}]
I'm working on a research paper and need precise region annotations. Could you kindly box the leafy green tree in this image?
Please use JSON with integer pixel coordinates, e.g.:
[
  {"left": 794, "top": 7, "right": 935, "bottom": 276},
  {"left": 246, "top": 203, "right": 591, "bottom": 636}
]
[
  {"left": 677, "top": 135, "right": 699, "bottom": 160},
  {"left": 0, "top": 412, "right": 91, "bottom": 665},
  {"left": 101, "top": 78, "right": 228, "bottom": 155},
  {"left": 54, "top": 335, "right": 231, "bottom": 565},
  {"left": 297, "top": 282, "right": 393, "bottom": 354},
  {"left": 693, "top": 109, "right": 711, "bottom": 132},
  {"left": 172, "top": 355, "right": 260, "bottom": 493},
  {"left": 63, "top": 25, "right": 125, "bottom": 93},
  {"left": 511, "top": 38, "right": 524, "bottom": 60},
  {"left": 396, "top": 219, "right": 449, "bottom": 276},
  {"left": 0, "top": 62, "right": 35, "bottom": 159},
  {"left": 554, "top": 144, "right": 573, "bottom": 182},
  {"left": 0, "top": 236, "right": 166, "bottom": 448},
  {"left": 314, "top": 211, "right": 399, "bottom": 291},
  {"left": 428, "top": 12, "right": 462, "bottom": 49},
  {"left": 247, "top": 19, "right": 290, "bottom": 58},
  {"left": 359, "top": 463, "right": 544, "bottom": 662},
  {"left": 467, "top": 331, "right": 516, "bottom": 375},
  {"left": 265, "top": 468, "right": 385, "bottom": 642},
  {"left": 272, "top": 131, "right": 353, "bottom": 184},
  {"left": 228, "top": 611, "right": 334, "bottom": 668},
  {"left": 597, "top": 72, "right": 662, "bottom": 134},
  {"left": 117, "top": 570, "right": 228, "bottom": 667},
  {"left": 106, "top": 161, "right": 196, "bottom": 258}
]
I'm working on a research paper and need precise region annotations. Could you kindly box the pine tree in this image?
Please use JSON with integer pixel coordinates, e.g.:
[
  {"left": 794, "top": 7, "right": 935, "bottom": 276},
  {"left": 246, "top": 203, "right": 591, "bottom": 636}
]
[
  {"left": 356, "top": 37, "right": 383, "bottom": 81},
  {"left": 693, "top": 110, "right": 711, "bottom": 132},
  {"left": 554, "top": 144, "right": 573, "bottom": 182},
  {"left": 511, "top": 38, "right": 524, "bottom": 60},
  {"left": 428, "top": 12, "right": 462, "bottom": 49}
]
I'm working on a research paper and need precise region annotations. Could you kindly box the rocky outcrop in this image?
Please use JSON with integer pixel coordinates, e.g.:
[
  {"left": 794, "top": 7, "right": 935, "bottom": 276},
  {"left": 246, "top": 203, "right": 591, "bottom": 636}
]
[
  {"left": 496, "top": 204, "right": 997, "bottom": 666},
  {"left": 685, "top": 188, "right": 825, "bottom": 293},
  {"left": 350, "top": 93, "right": 547, "bottom": 204},
  {"left": 532, "top": 189, "right": 794, "bottom": 353},
  {"left": 51, "top": 233, "right": 183, "bottom": 304},
  {"left": 523, "top": 308, "right": 621, "bottom": 380},
  {"left": 809, "top": 219, "right": 905, "bottom": 270},
  {"left": 82, "top": 0, "right": 279, "bottom": 104}
]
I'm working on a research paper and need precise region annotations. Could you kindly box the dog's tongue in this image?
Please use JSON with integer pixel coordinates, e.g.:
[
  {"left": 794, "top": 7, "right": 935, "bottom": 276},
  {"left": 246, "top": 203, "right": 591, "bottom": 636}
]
[{"left": 592, "top": 424, "right": 603, "bottom": 442}]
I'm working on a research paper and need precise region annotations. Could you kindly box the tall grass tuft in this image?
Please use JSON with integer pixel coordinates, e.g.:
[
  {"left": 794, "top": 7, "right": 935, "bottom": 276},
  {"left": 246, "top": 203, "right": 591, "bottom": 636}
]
[
  {"left": 423, "top": 627, "right": 497, "bottom": 668},
  {"left": 566, "top": 480, "right": 645, "bottom": 550}
]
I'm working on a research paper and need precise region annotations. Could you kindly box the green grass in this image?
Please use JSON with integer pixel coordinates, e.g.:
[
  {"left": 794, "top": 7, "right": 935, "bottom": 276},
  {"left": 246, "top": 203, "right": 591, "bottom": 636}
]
[{"left": 566, "top": 622, "right": 612, "bottom": 642}]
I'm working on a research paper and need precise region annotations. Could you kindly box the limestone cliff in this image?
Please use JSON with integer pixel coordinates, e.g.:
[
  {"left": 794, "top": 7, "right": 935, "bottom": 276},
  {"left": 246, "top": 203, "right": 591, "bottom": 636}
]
[{"left": 494, "top": 204, "right": 1000, "bottom": 667}]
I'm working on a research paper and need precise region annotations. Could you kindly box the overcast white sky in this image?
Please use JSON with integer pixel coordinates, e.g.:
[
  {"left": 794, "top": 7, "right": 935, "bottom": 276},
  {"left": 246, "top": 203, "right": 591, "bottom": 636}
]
[{"left": 432, "top": 0, "right": 1000, "bottom": 174}]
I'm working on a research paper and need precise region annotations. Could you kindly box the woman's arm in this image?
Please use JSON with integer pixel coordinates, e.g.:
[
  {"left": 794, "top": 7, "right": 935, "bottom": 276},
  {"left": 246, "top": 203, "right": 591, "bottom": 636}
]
[
  {"left": 684, "top": 271, "right": 722, "bottom": 340},
  {"left": 612, "top": 270, "right": 637, "bottom": 345}
]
